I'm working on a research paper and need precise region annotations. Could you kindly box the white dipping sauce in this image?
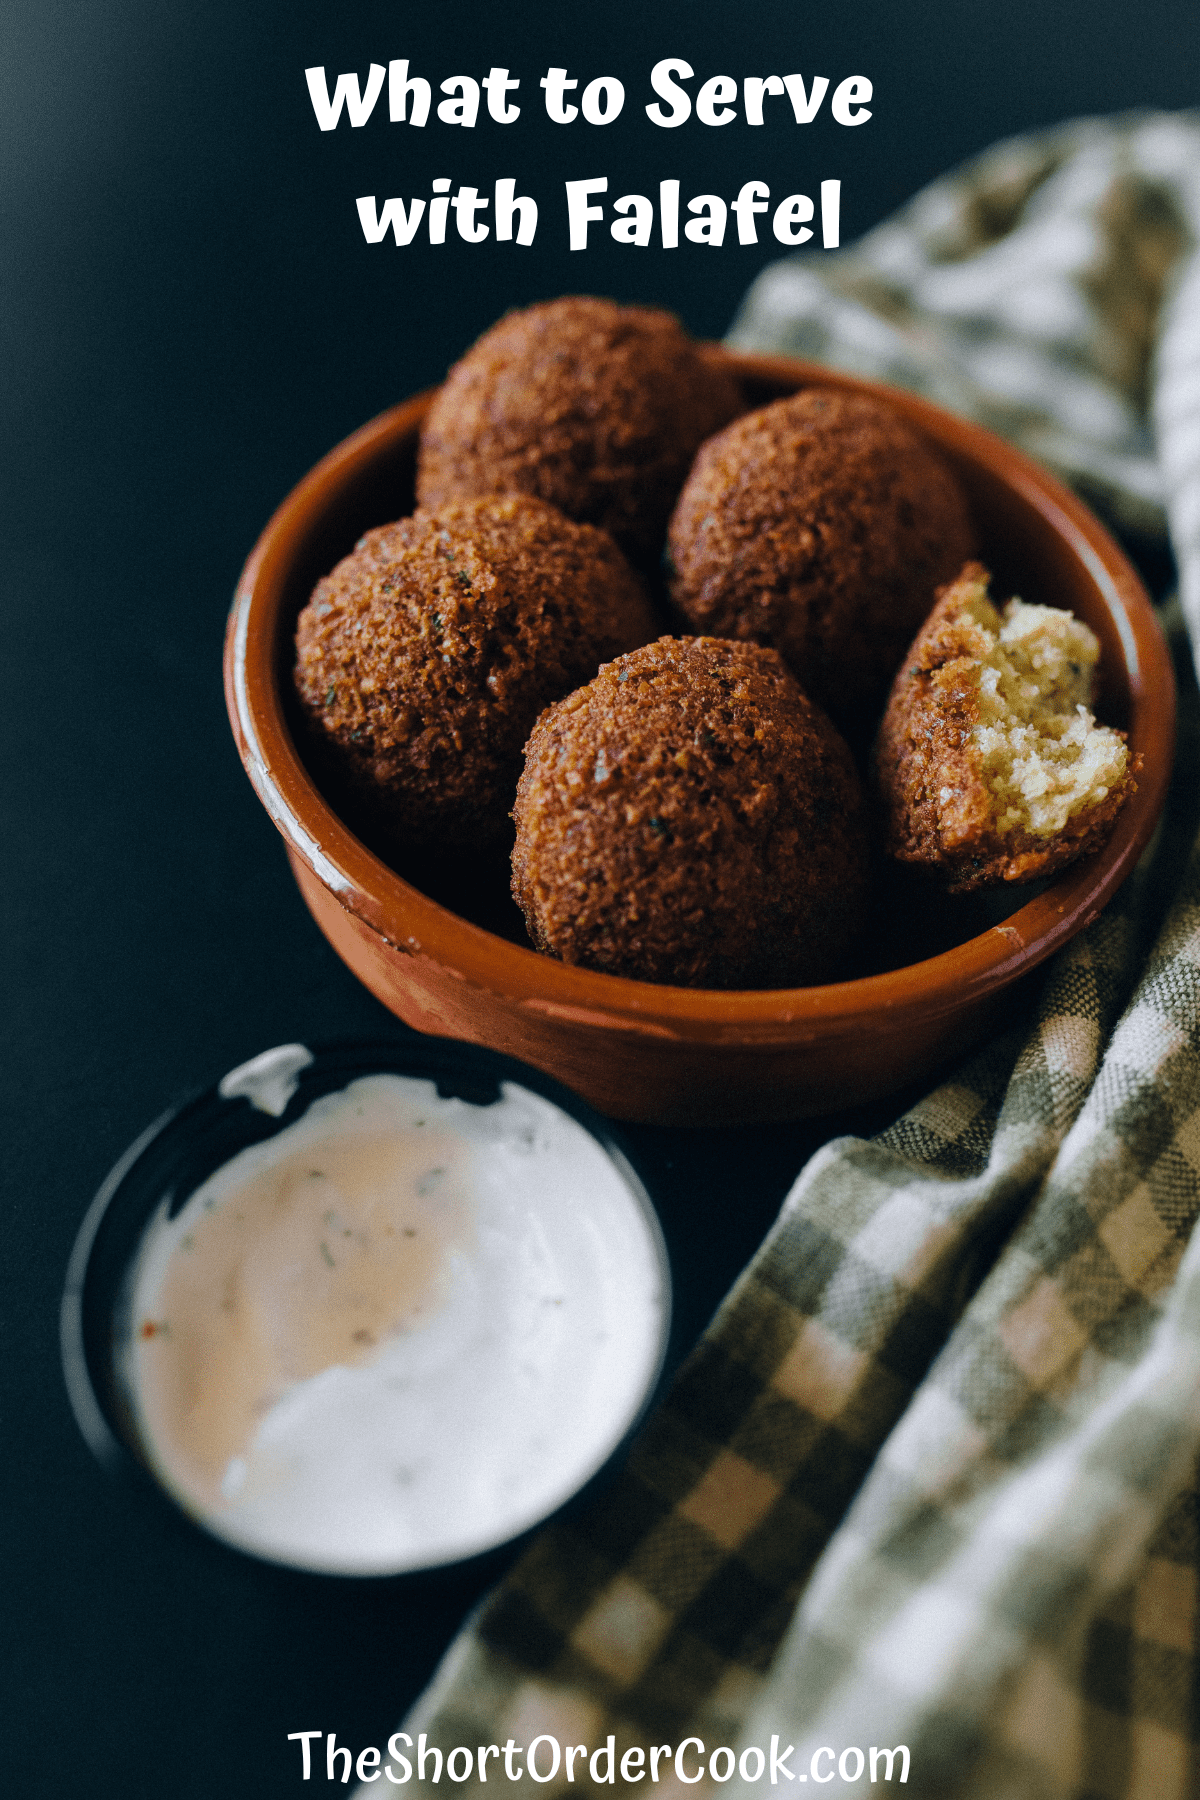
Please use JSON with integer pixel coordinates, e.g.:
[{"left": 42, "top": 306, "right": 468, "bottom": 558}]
[{"left": 122, "top": 1075, "right": 668, "bottom": 1573}]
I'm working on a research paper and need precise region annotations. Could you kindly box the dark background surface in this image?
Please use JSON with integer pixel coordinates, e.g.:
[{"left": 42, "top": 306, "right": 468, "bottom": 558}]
[{"left": 4, "top": 2, "right": 1196, "bottom": 1794}]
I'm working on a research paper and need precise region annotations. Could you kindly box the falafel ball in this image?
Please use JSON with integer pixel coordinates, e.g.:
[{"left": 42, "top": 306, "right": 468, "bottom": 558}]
[
  {"left": 511, "top": 637, "right": 870, "bottom": 988},
  {"left": 667, "top": 388, "right": 976, "bottom": 728},
  {"left": 874, "top": 563, "right": 1137, "bottom": 893},
  {"left": 294, "top": 494, "right": 657, "bottom": 849},
  {"left": 416, "top": 297, "right": 744, "bottom": 569}
]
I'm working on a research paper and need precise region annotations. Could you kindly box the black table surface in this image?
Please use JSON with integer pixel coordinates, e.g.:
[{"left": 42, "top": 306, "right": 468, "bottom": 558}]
[{"left": 5, "top": 2, "right": 1196, "bottom": 1793}]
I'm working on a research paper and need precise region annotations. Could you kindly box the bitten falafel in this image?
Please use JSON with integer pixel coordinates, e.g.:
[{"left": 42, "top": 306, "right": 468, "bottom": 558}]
[
  {"left": 874, "top": 562, "right": 1137, "bottom": 893},
  {"left": 511, "top": 636, "right": 870, "bottom": 989},
  {"left": 667, "top": 388, "right": 976, "bottom": 727},
  {"left": 294, "top": 494, "right": 657, "bottom": 849},
  {"left": 416, "top": 297, "right": 744, "bottom": 569}
]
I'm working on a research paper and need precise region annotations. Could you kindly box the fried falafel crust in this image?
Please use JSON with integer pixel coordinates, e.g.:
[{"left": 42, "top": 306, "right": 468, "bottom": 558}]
[
  {"left": 417, "top": 296, "right": 744, "bottom": 569},
  {"left": 874, "top": 562, "right": 1137, "bottom": 894},
  {"left": 667, "top": 388, "right": 976, "bottom": 727},
  {"left": 512, "top": 637, "right": 870, "bottom": 989},
  {"left": 294, "top": 494, "right": 657, "bottom": 849}
]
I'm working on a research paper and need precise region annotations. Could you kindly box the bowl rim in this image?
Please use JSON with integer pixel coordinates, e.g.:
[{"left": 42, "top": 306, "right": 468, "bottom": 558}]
[{"left": 225, "top": 349, "right": 1175, "bottom": 1043}]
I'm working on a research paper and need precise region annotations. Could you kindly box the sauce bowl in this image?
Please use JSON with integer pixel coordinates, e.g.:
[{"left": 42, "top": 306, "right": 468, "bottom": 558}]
[{"left": 61, "top": 1039, "right": 670, "bottom": 1575}]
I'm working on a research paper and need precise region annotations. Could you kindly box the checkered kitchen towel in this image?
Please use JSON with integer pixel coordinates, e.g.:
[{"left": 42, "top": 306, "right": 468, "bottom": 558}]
[{"left": 381, "top": 115, "right": 1200, "bottom": 1799}]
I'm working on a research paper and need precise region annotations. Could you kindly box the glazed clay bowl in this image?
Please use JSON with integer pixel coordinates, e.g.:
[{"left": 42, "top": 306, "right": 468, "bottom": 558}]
[{"left": 224, "top": 352, "right": 1174, "bottom": 1126}]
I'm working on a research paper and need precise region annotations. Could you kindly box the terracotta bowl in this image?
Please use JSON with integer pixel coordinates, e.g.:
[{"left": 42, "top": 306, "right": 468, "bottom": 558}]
[{"left": 224, "top": 352, "right": 1174, "bottom": 1126}]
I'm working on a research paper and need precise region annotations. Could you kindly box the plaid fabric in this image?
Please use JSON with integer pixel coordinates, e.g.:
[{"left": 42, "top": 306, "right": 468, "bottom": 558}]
[
  {"left": 728, "top": 112, "right": 1200, "bottom": 558},
  {"left": 372, "top": 116, "right": 1200, "bottom": 1800}
]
